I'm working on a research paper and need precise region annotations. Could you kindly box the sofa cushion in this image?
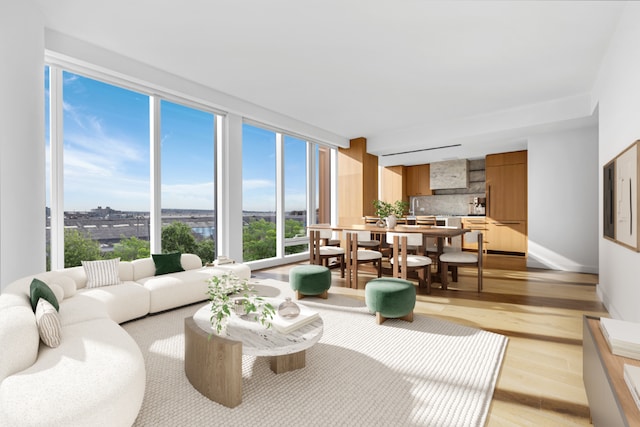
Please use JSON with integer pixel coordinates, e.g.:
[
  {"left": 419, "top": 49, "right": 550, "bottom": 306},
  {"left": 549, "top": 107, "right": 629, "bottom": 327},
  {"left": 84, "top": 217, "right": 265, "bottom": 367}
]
[
  {"left": 35, "top": 299, "right": 62, "bottom": 348},
  {"left": 29, "top": 278, "right": 59, "bottom": 312},
  {"left": 0, "top": 305, "right": 40, "bottom": 383},
  {"left": 58, "top": 294, "right": 110, "bottom": 327},
  {"left": 137, "top": 268, "right": 219, "bottom": 313},
  {"left": 48, "top": 274, "right": 77, "bottom": 299},
  {"left": 0, "top": 318, "right": 145, "bottom": 427},
  {"left": 152, "top": 252, "right": 184, "bottom": 275},
  {"left": 77, "top": 282, "right": 151, "bottom": 324},
  {"left": 49, "top": 282, "right": 65, "bottom": 302},
  {"left": 82, "top": 258, "right": 122, "bottom": 288}
]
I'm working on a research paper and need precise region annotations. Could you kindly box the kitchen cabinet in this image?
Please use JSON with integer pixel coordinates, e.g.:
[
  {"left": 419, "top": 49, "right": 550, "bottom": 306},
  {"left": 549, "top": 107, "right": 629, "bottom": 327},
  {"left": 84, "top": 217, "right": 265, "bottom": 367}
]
[
  {"left": 487, "top": 220, "right": 527, "bottom": 254},
  {"left": 406, "top": 164, "right": 432, "bottom": 196},
  {"left": 485, "top": 151, "right": 527, "bottom": 221},
  {"left": 380, "top": 166, "right": 407, "bottom": 204},
  {"left": 461, "top": 217, "right": 488, "bottom": 251},
  {"left": 485, "top": 150, "right": 527, "bottom": 254}
]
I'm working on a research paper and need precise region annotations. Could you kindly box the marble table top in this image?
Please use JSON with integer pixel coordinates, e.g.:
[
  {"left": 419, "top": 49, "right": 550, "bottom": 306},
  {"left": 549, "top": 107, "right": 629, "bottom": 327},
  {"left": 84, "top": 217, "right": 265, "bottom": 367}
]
[{"left": 192, "top": 300, "right": 324, "bottom": 357}]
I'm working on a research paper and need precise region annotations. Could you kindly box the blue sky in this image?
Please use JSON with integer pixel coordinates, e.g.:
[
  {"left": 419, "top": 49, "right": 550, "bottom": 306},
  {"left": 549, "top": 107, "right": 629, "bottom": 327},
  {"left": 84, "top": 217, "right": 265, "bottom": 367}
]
[{"left": 45, "top": 68, "right": 307, "bottom": 212}]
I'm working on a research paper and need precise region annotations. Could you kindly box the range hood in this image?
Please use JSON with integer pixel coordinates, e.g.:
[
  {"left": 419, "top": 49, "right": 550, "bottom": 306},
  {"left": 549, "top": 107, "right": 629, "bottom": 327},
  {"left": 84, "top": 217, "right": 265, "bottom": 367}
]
[{"left": 430, "top": 159, "right": 469, "bottom": 190}]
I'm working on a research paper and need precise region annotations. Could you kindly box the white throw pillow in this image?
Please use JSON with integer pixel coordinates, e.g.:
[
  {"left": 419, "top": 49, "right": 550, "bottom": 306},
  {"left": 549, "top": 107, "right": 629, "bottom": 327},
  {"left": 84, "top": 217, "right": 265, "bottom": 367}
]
[
  {"left": 35, "top": 299, "right": 62, "bottom": 348},
  {"left": 82, "top": 258, "right": 122, "bottom": 288}
]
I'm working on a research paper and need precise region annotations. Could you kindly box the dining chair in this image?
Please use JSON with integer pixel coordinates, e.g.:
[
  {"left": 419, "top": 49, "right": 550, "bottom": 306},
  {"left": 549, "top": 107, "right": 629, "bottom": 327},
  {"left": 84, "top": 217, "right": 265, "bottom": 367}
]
[
  {"left": 314, "top": 223, "right": 341, "bottom": 246},
  {"left": 309, "top": 229, "right": 345, "bottom": 278},
  {"left": 353, "top": 229, "right": 381, "bottom": 251},
  {"left": 344, "top": 231, "right": 383, "bottom": 289},
  {"left": 439, "top": 231, "right": 483, "bottom": 292},
  {"left": 415, "top": 215, "right": 437, "bottom": 226},
  {"left": 386, "top": 232, "right": 432, "bottom": 292}
]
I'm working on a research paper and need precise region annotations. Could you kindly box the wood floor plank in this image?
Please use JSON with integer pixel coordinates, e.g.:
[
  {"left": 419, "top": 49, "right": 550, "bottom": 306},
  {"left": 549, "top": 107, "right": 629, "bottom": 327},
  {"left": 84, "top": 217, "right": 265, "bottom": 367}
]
[{"left": 254, "top": 258, "right": 607, "bottom": 425}]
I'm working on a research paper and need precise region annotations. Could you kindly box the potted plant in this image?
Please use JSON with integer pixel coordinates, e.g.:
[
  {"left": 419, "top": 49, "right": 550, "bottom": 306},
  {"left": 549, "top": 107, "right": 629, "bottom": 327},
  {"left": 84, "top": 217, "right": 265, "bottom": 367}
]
[
  {"left": 391, "top": 200, "right": 409, "bottom": 218},
  {"left": 206, "top": 273, "right": 275, "bottom": 334},
  {"left": 372, "top": 199, "right": 409, "bottom": 227},
  {"left": 372, "top": 200, "right": 393, "bottom": 219}
]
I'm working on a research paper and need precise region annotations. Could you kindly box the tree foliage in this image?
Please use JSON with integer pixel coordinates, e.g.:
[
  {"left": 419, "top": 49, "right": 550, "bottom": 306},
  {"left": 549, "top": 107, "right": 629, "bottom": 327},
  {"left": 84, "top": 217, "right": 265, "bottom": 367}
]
[
  {"left": 64, "top": 229, "right": 101, "bottom": 268},
  {"left": 243, "top": 218, "right": 306, "bottom": 261},
  {"left": 243, "top": 219, "right": 277, "bottom": 261},
  {"left": 62, "top": 222, "right": 212, "bottom": 267},
  {"left": 109, "top": 236, "right": 150, "bottom": 261},
  {"left": 161, "top": 222, "right": 197, "bottom": 254}
]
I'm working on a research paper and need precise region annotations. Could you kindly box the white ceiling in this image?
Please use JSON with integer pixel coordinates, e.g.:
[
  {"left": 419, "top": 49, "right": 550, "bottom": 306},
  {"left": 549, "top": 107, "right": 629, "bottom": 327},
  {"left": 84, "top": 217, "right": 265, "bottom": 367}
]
[{"left": 34, "top": 0, "right": 624, "bottom": 162}]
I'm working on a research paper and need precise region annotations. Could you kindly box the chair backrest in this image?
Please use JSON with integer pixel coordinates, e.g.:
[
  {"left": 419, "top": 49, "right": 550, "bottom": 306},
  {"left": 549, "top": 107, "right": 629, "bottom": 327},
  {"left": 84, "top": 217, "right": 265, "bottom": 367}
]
[
  {"left": 308, "top": 229, "right": 322, "bottom": 264},
  {"left": 416, "top": 215, "right": 437, "bottom": 226},
  {"left": 364, "top": 216, "right": 379, "bottom": 224},
  {"left": 352, "top": 230, "right": 373, "bottom": 241},
  {"left": 386, "top": 232, "right": 422, "bottom": 246}
]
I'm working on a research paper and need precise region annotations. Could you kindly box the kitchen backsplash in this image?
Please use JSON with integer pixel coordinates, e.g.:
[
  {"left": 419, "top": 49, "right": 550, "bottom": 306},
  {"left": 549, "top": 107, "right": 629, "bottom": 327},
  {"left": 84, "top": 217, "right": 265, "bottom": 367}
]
[{"left": 410, "top": 159, "right": 486, "bottom": 216}]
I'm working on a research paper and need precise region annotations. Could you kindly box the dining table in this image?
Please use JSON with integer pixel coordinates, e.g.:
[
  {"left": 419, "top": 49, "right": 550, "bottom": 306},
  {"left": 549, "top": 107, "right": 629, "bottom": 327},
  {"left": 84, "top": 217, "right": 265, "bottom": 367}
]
[{"left": 308, "top": 223, "right": 468, "bottom": 284}]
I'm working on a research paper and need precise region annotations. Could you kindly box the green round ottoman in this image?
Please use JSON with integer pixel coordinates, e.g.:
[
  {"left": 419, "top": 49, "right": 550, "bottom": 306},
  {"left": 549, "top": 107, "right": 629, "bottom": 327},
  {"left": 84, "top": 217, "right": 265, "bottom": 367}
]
[
  {"left": 365, "top": 278, "right": 416, "bottom": 325},
  {"left": 289, "top": 265, "right": 331, "bottom": 300}
]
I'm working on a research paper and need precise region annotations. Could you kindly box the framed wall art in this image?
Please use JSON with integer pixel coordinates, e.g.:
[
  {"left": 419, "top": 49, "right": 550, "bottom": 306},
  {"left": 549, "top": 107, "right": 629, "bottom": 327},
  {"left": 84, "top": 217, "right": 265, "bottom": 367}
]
[{"left": 604, "top": 140, "right": 640, "bottom": 251}]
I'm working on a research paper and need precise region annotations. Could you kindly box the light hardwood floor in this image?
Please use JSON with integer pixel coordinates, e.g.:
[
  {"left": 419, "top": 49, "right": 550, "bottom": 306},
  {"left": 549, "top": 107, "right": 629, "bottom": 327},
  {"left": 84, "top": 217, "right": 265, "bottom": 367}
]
[{"left": 253, "top": 257, "right": 607, "bottom": 426}]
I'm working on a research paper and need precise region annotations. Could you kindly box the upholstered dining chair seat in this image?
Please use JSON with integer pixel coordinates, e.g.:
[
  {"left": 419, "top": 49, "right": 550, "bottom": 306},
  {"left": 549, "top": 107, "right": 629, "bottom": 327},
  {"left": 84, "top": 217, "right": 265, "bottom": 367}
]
[
  {"left": 389, "top": 255, "right": 432, "bottom": 268},
  {"left": 439, "top": 251, "right": 477, "bottom": 263},
  {"left": 386, "top": 232, "right": 431, "bottom": 292},
  {"left": 439, "top": 231, "right": 483, "bottom": 292},
  {"left": 356, "top": 249, "right": 383, "bottom": 261},
  {"left": 319, "top": 246, "right": 345, "bottom": 256},
  {"left": 357, "top": 240, "right": 381, "bottom": 248}
]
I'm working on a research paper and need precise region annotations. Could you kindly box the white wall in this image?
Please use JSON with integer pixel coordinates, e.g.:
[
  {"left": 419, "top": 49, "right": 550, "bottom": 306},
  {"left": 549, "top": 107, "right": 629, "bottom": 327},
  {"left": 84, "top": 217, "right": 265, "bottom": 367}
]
[
  {"left": 593, "top": 2, "right": 640, "bottom": 321},
  {"left": 0, "top": 0, "right": 46, "bottom": 290},
  {"left": 527, "top": 126, "right": 599, "bottom": 273}
]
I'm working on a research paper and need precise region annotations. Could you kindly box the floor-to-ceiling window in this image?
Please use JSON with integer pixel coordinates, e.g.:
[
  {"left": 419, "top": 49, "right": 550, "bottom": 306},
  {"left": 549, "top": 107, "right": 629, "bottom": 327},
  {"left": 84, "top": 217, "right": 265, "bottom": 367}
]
[
  {"left": 283, "top": 135, "right": 308, "bottom": 255},
  {"left": 160, "top": 100, "right": 216, "bottom": 263},
  {"left": 241, "top": 123, "right": 329, "bottom": 263},
  {"left": 58, "top": 71, "right": 151, "bottom": 267},
  {"left": 45, "top": 64, "right": 332, "bottom": 269},
  {"left": 242, "top": 123, "right": 277, "bottom": 261},
  {"left": 44, "top": 66, "right": 51, "bottom": 269}
]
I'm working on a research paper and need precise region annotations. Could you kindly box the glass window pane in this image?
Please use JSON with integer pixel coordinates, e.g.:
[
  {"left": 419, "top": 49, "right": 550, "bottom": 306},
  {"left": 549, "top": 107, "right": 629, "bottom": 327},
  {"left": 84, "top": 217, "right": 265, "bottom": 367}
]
[
  {"left": 242, "top": 124, "right": 276, "bottom": 261},
  {"left": 63, "top": 72, "right": 150, "bottom": 266},
  {"left": 44, "top": 66, "right": 51, "bottom": 270},
  {"left": 284, "top": 135, "right": 308, "bottom": 255},
  {"left": 160, "top": 100, "right": 216, "bottom": 263}
]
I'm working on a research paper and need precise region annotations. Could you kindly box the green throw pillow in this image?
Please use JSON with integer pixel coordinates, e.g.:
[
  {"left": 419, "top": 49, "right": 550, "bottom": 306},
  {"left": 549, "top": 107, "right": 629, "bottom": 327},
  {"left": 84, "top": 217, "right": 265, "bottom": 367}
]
[
  {"left": 152, "top": 252, "right": 185, "bottom": 276},
  {"left": 30, "top": 278, "right": 60, "bottom": 312}
]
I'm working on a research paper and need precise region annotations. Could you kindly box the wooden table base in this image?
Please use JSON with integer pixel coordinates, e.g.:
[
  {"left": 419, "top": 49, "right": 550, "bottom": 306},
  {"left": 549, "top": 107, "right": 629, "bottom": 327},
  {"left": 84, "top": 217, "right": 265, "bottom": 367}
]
[
  {"left": 184, "top": 317, "right": 308, "bottom": 408},
  {"left": 184, "top": 317, "right": 243, "bottom": 408},
  {"left": 270, "top": 350, "right": 306, "bottom": 374}
]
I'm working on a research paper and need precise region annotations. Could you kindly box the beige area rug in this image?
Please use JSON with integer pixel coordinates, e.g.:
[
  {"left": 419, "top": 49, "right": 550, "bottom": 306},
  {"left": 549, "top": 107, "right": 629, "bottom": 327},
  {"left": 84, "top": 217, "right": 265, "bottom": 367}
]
[{"left": 123, "top": 279, "right": 508, "bottom": 427}]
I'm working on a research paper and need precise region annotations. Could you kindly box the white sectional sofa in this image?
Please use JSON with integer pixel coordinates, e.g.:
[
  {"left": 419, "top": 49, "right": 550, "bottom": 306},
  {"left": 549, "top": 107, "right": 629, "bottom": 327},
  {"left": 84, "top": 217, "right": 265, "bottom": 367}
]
[{"left": 0, "top": 254, "right": 250, "bottom": 427}]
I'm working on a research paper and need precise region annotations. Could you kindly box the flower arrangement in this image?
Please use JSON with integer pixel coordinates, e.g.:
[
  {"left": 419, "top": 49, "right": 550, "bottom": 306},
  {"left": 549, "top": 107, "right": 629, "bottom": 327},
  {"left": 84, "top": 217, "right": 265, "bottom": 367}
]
[{"left": 206, "top": 273, "right": 275, "bottom": 334}]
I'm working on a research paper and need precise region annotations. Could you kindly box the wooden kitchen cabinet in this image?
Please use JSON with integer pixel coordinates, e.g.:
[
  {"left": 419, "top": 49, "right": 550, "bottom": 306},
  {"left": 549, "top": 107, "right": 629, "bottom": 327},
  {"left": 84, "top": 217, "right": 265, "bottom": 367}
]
[
  {"left": 380, "top": 166, "right": 407, "bottom": 204},
  {"left": 487, "top": 220, "right": 527, "bottom": 254},
  {"left": 485, "top": 150, "right": 527, "bottom": 255},
  {"left": 461, "top": 217, "right": 488, "bottom": 251},
  {"left": 406, "top": 164, "right": 432, "bottom": 196},
  {"left": 485, "top": 151, "right": 527, "bottom": 221}
]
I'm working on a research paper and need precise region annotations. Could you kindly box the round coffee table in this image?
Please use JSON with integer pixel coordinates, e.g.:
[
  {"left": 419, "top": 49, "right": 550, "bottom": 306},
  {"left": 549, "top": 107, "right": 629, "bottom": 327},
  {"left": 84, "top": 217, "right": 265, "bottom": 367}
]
[{"left": 185, "top": 300, "right": 323, "bottom": 407}]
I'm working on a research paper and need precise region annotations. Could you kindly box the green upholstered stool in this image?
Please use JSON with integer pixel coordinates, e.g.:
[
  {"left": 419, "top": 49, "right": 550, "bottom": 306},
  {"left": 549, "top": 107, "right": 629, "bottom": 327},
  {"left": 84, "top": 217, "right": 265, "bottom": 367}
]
[
  {"left": 365, "top": 278, "right": 416, "bottom": 325},
  {"left": 289, "top": 265, "right": 332, "bottom": 300}
]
